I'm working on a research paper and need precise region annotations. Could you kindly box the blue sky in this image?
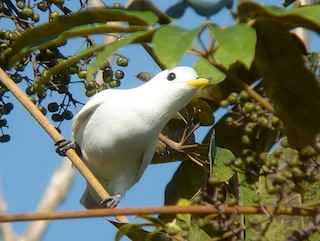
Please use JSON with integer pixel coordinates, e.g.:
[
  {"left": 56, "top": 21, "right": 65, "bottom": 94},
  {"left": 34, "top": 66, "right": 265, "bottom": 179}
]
[{"left": 0, "top": 1, "right": 318, "bottom": 241}]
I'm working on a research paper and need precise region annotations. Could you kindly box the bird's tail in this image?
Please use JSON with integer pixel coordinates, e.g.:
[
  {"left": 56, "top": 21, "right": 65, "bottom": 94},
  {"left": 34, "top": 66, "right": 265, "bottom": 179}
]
[{"left": 80, "top": 185, "right": 101, "bottom": 209}]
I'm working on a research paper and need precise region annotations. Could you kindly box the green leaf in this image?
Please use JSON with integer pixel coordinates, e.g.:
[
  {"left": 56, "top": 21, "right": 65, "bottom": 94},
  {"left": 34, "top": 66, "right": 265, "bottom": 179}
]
[
  {"left": 210, "top": 24, "right": 257, "bottom": 69},
  {"left": 4, "top": 9, "right": 158, "bottom": 67},
  {"left": 211, "top": 147, "right": 235, "bottom": 182},
  {"left": 238, "top": 1, "right": 320, "bottom": 33},
  {"left": 189, "top": 222, "right": 211, "bottom": 241},
  {"left": 152, "top": 26, "right": 202, "bottom": 68},
  {"left": 193, "top": 57, "right": 226, "bottom": 84},
  {"left": 214, "top": 46, "right": 237, "bottom": 69},
  {"left": 245, "top": 11, "right": 320, "bottom": 149},
  {"left": 87, "top": 31, "right": 152, "bottom": 77}
]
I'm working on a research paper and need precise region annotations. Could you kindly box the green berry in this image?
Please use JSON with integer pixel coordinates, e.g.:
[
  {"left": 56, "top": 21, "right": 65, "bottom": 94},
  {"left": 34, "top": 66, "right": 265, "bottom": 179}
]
[
  {"left": 49, "top": 11, "right": 59, "bottom": 20},
  {"left": 0, "top": 119, "right": 7, "bottom": 127},
  {"left": 38, "top": 105, "right": 47, "bottom": 115},
  {"left": 225, "top": 116, "right": 234, "bottom": 125},
  {"left": 32, "top": 13, "right": 40, "bottom": 22},
  {"left": 115, "top": 70, "right": 124, "bottom": 79},
  {"left": 267, "top": 185, "right": 280, "bottom": 194},
  {"left": 52, "top": 113, "right": 63, "bottom": 122},
  {"left": 54, "top": 0, "right": 65, "bottom": 4},
  {"left": 78, "top": 70, "right": 87, "bottom": 79},
  {"left": 243, "top": 102, "right": 255, "bottom": 113},
  {"left": 85, "top": 80, "right": 96, "bottom": 91},
  {"left": 97, "top": 84, "right": 107, "bottom": 92},
  {"left": 48, "top": 102, "right": 59, "bottom": 112},
  {"left": 28, "top": 96, "right": 36, "bottom": 104},
  {"left": 258, "top": 117, "right": 269, "bottom": 127},
  {"left": 240, "top": 90, "right": 250, "bottom": 101},
  {"left": 227, "top": 198, "right": 238, "bottom": 206},
  {"left": 0, "top": 135, "right": 10, "bottom": 143},
  {"left": 219, "top": 100, "right": 229, "bottom": 108},
  {"left": 116, "top": 56, "right": 128, "bottom": 67},
  {"left": 271, "top": 116, "right": 280, "bottom": 126},
  {"left": 62, "top": 110, "right": 73, "bottom": 120},
  {"left": 37, "top": 90, "right": 47, "bottom": 99},
  {"left": 12, "top": 73, "right": 22, "bottom": 83},
  {"left": 241, "top": 135, "right": 251, "bottom": 145},
  {"left": 109, "top": 79, "right": 121, "bottom": 88},
  {"left": 233, "top": 158, "right": 243, "bottom": 167},
  {"left": 227, "top": 92, "right": 238, "bottom": 104},
  {"left": 244, "top": 122, "right": 255, "bottom": 134},
  {"left": 16, "top": 1, "right": 25, "bottom": 9},
  {"left": 280, "top": 137, "right": 289, "bottom": 147},
  {"left": 103, "top": 68, "right": 113, "bottom": 83},
  {"left": 85, "top": 89, "right": 97, "bottom": 97},
  {"left": 100, "top": 60, "right": 111, "bottom": 70},
  {"left": 4, "top": 103, "right": 14, "bottom": 113},
  {"left": 113, "top": 2, "right": 125, "bottom": 9},
  {"left": 21, "top": 8, "right": 34, "bottom": 18},
  {"left": 37, "top": 2, "right": 48, "bottom": 11},
  {"left": 250, "top": 112, "right": 258, "bottom": 122}
]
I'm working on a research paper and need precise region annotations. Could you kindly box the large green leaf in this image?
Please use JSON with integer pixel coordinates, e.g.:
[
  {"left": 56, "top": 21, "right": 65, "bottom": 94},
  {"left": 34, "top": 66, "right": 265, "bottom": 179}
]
[
  {"left": 3, "top": 9, "right": 158, "bottom": 67},
  {"left": 238, "top": 1, "right": 320, "bottom": 33},
  {"left": 210, "top": 24, "right": 257, "bottom": 69},
  {"left": 193, "top": 57, "right": 226, "bottom": 84},
  {"left": 243, "top": 15, "right": 320, "bottom": 149},
  {"left": 87, "top": 30, "right": 153, "bottom": 77},
  {"left": 152, "top": 26, "right": 202, "bottom": 68}
]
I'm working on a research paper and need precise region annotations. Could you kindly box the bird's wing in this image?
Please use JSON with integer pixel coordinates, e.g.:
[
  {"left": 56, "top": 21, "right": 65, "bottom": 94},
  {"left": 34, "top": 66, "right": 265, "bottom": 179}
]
[
  {"left": 134, "top": 137, "right": 159, "bottom": 184},
  {"left": 71, "top": 94, "right": 105, "bottom": 139}
]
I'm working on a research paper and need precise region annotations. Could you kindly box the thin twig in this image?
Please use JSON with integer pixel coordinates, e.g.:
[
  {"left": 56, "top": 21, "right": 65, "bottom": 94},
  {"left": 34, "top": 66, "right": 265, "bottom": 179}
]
[
  {"left": 0, "top": 205, "right": 317, "bottom": 223},
  {"left": 0, "top": 67, "right": 128, "bottom": 223}
]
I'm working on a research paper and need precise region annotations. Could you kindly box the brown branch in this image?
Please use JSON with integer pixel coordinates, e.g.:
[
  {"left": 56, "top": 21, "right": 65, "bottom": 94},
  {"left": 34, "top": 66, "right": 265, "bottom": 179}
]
[
  {"left": 0, "top": 205, "right": 317, "bottom": 223},
  {"left": 0, "top": 68, "right": 128, "bottom": 223}
]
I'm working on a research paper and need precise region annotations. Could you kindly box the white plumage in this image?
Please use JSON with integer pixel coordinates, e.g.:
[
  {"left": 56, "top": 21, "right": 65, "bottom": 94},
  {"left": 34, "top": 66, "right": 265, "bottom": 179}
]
[{"left": 69, "top": 66, "right": 208, "bottom": 208}]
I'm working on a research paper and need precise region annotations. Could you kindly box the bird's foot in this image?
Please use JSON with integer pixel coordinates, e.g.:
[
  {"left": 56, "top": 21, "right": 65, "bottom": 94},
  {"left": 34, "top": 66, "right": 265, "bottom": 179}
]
[
  {"left": 55, "top": 139, "right": 82, "bottom": 157},
  {"left": 101, "top": 194, "right": 122, "bottom": 208}
]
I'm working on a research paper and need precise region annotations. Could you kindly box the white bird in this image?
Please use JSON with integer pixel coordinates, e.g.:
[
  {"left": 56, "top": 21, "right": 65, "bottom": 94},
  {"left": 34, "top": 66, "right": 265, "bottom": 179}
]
[{"left": 56, "top": 66, "right": 209, "bottom": 208}]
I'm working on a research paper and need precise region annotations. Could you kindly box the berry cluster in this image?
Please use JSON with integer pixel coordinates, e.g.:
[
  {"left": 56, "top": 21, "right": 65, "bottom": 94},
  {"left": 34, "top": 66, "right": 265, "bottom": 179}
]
[
  {"left": 220, "top": 88, "right": 283, "bottom": 181},
  {"left": 0, "top": 1, "right": 130, "bottom": 141}
]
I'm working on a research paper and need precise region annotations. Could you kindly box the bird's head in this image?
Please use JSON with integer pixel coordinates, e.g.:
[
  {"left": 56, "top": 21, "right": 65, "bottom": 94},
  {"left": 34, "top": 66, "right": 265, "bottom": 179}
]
[{"left": 146, "top": 66, "right": 209, "bottom": 92}]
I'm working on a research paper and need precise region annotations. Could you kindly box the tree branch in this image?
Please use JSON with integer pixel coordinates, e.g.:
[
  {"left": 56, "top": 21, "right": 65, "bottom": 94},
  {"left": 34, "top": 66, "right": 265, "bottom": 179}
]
[
  {"left": 0, "top": 205, "right": 317, "bottom": 223},
  {"left": 0, "top": 68, "right": 128, "bottom": 223}
]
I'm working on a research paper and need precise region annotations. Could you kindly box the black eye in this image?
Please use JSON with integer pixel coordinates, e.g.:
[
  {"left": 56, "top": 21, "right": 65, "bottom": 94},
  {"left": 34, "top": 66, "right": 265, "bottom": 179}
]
[{"left": 167, "top": 72, "right": 176, "bottom": 81}]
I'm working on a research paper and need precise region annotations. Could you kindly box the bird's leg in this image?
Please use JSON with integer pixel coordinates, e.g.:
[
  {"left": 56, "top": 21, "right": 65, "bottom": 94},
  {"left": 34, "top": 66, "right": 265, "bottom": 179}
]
[
  {"left": 101, "top": 194, "right": 121, "bottom": 208},
  {"left": 55, "top": 139, "right": 82, "bottom": 157}
]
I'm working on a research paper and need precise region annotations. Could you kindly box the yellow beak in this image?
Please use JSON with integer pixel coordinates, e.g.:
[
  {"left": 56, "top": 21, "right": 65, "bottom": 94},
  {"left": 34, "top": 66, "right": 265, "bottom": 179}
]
[{"left": 187, "top": 77, "right": 209, "bottom": 88}]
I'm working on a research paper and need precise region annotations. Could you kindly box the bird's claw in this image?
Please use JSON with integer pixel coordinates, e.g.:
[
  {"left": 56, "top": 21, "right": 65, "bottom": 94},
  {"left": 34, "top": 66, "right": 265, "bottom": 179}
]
[
  {"left": 55, "top": 139, "right": 82, "bottom": 157},
  {"left": 101, "top": 194, "right": 121, "bottom": 208}
]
